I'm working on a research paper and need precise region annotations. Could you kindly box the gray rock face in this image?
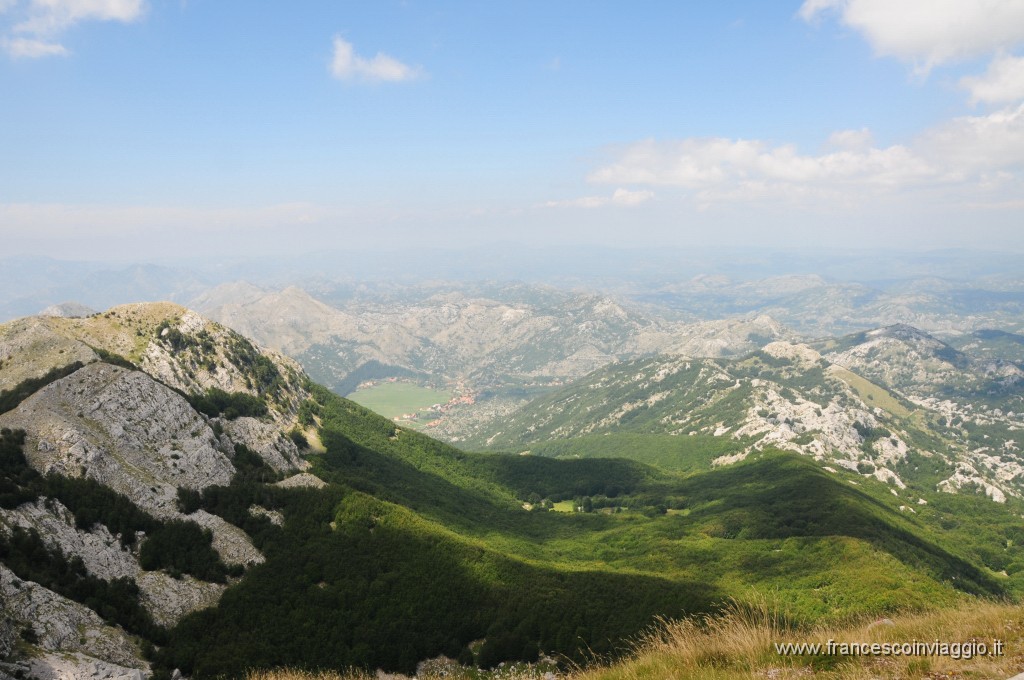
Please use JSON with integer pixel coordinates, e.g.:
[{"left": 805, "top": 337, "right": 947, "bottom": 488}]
[
  {"left": 136, "top": 570, "right": 223, "bottom": 627},
  {"left": 140, "top": 310, "right": 257, "bottom": 397},
  {"left": 1, "top": 499, "right": 137, "bottom": 579},
  {"left": 22, "top": 651, "right": 149, "bottom": 680},
  {"left": 1, "top": 363, "right": 233, "bottom": 504},
  {"left": 0, "top": 613, "right": 14, "bottom": 658},
  {"left": 186, "top": 509, "right": 264, "bottom": 566},
  {"left": 0, "top": 363, "right": 263, "bottom": 567},
  {"left": 1, "top": 303, "right": 313, "bottom": 476},
  {"left": 0, "top": 303, "right": 318, "bottom": 678},
  {"left": 139, "top": 310, "right": 307, "bottom": 417},
  {"left": 249, "top": 505, "right": 284, "bottom": 526},
  {"left": 0, "top": 499, "right": 224, "bottom": 627},
  {"left": 0, "top": 565, "right": 143, "bottom": 670},
  {"left": 276, "top": 472, "right": 327, "bottom": 489},
  {"left": 222, "top": 416, "right": 306, "bottom": 472}
]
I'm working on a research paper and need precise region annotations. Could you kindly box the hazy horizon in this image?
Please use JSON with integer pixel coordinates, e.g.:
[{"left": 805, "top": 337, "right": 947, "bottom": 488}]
[
  {"left": 2, "top": 244, "right": 1022, "bottom": 330},
  {"left": 4, "top": 1, "right": 1024, "bottom": 260}
]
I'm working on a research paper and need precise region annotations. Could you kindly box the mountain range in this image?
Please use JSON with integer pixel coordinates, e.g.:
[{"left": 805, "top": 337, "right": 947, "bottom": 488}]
[
  {"left": 3, "top": 303, "right": 1023, "bottom": 679},
  {"left": 472, "top": 325, "right": 1024, "bottom": 502},
  {"left": 191, "top": 282, "right": 793, "bottom": 390}
]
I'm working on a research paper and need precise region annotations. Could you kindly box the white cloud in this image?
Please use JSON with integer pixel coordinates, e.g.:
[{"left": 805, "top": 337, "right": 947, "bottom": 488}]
[
  {"left": 543, "top": 188, "right": 654, "bottom": 209},
  {"left": 587, "top": 104, "right": 1024, "bottom": 210},
  {"left": 608, "top": 3, "right": 1024, "bottom": 214},
  {"left": 827, "top": 127, "right": 873, "bottom": 151},
  {"left": 919, "top": 103, "right": 1024, "bottom": 172},
  {"left": 1, "top": 35, "right": 67, "bottom": 56},
  {"left": 611, "top": 188, "right": 654, "bottom": 206},
  {"left": 330, "top": 36, "right": 420, "bottom": 83},
  {"left": 588, "top": 137, "right": 935, "bottom": 191},
  {"left": 2, "top": 0, "right": 144, "bottom": 57},
  {"left": 961, "top": 53, "right": 1024, "bottom": 105},
  {"left": 799, "top": 0, "right": 1024, "bottom": 69},
  {"left": 15, "top": 0, "right": 144, "bottom": 33}
]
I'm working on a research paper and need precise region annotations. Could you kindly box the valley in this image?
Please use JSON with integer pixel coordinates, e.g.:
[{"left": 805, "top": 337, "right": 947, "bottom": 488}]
[
  {"left": 345, "top": 380, "right": 454, "bottom": 429},
  {"left": 0, "top": 241, "right": 1020, "bottom": 680},
  {"left": 184, "top": 271, "right": 1024, "bottom": 449}
]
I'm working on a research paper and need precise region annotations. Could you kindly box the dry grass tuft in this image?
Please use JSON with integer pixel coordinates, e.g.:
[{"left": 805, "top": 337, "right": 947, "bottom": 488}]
[
  {"left": 575, "top": 599, "right": 1024, "bottom": 680},
  {"left": 585, "top": 597, "right": 792, "bottom": 680},
  {"left": 637, "top": 599, "right": 785, "bottom": 673}
]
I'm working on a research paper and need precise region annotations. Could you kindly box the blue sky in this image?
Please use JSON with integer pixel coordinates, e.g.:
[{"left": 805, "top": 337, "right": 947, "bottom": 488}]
[{"left": 2, "top": 1, "right": 1024, "bottom": 260}]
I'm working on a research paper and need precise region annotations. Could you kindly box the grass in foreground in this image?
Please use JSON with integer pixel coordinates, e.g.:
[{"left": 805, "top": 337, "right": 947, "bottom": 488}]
[
  {"left": 247, "top": 672, "right": 370, "bottom": 680},
  {"left": 249, "top": 600, "right": 1024, "bottom": 680},
  {"left": 577, "top": 599, "right": 1024, "bottom": 680}
]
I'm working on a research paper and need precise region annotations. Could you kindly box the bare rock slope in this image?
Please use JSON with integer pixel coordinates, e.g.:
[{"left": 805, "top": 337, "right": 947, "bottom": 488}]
[{"left": 0, "top": 302, "right": 318, "bottom": 676}]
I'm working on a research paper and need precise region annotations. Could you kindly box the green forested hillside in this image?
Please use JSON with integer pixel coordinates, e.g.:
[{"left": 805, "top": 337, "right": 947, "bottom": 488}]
[
  {"left": 149, "top": 387, "right": 1016, "bottom": 677},
  {"left": 470, "top": 331, "right": 1024, "bottom": 512}
]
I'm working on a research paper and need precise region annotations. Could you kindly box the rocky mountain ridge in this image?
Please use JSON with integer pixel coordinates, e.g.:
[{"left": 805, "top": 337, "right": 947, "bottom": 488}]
[
  {"left": 189, "top": 281, "right": 1024, "bottom": 447},
  {"left": 0, "top": 303, "right": 319, "bottom": 679},
  {"left": 476, "top": 325, "right": 1024, "bottom": 505},
  {"left": 191, "top": 282, "right": 798, "bottom": 441},
  {"left": 192, "top": 283, "right": 793, "bottom": 391}
]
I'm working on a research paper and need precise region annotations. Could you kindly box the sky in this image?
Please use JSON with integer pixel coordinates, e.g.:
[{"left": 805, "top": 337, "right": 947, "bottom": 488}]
[{"left": 2, "top": 0, "right": 1024, "bottom": 261}]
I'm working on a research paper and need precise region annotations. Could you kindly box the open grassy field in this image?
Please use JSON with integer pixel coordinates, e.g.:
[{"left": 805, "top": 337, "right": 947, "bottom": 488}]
[
  {"left": 347, "top": 381, "right": 453, "bottom": 427},
  {"left": 826, "top": 366, "right": 912, "bottom": 418}
]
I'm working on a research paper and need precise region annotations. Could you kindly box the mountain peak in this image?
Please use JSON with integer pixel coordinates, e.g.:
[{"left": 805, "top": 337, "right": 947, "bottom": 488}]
[
  {"left": 872, "top": 323, "right": 935, "bottom": 342},
  {"left": 2, "top": 303, "right": 309, "bottom": 426},
  {"left": 38, "top": 301, "right": 97, "bottom": 318}
]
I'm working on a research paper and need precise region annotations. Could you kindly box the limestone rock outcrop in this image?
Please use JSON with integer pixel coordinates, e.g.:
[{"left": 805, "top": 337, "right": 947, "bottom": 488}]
[
  {"left": 1, "top": 363, "right": 234, "bottom": 509},
  {"left": 0, "top": 564, "right": 144, "bottom": 672},
  {"left": 0, "top": 302, "right": 321, "bottom": 678}
]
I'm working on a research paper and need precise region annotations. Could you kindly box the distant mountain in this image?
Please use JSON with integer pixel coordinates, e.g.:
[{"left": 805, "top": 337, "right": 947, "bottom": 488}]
[
  {"left": 4, "top": 249, "right": 1023, "bottom": 334},
  {"left": 633, "top": 274, "right": 1024, "bottom": 337},
  {"left": 38, "top": 302, "right": 97, "bottom": 318},
  {"left": 192, "top": 281, "right": 1024, "bottom": 447},
  {"left": 948, "top": 328, "right": 1024, "bottom": 365},
  {"left": 815, "top": 324, "right": 1023, "bottom": 400},
  {"left": 475, "top": 326, "right": 1024, "bottom": 504},
  {"left": 0, "top": 257, "right": 212, "bottom": 322},
  {"left": 192, "top": 282, "right": 793, "bottom": 393}
]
